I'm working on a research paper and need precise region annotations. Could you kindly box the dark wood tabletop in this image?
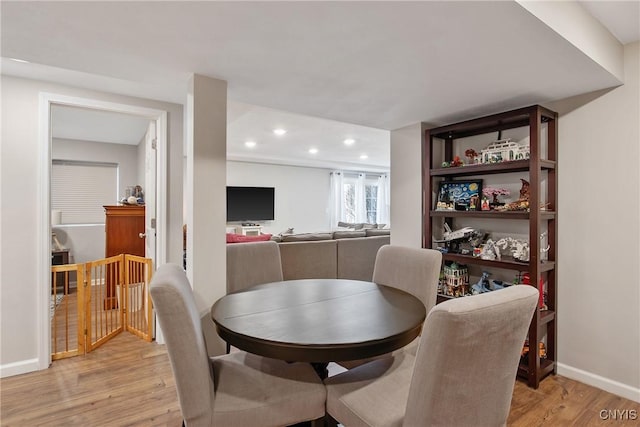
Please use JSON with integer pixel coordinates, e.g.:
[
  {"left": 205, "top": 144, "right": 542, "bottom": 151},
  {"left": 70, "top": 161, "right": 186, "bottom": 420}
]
[{"left": 211, "top": 279, "right": 426, "bottom": 363}]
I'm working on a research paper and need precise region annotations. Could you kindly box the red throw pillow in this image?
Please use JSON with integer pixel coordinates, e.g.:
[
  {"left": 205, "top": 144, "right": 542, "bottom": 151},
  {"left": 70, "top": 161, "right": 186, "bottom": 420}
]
[{"left": 226, "top": 233, "right": 273, "bottom": 243}]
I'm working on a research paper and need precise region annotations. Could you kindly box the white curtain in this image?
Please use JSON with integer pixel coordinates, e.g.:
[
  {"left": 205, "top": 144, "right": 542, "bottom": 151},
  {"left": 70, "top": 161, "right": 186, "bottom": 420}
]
[
  {"left": 329, "top": 171, "right": 344, "bottom": 230},
  {"left": 354, "top": 173, "right": 367, "bottom": 223},
  {"left": 376, "top": 174, "right": 390, "bottom": 226}
]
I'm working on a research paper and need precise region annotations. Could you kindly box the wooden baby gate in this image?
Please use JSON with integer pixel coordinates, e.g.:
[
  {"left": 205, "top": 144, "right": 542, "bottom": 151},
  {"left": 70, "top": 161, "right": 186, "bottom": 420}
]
[{"left": 50, "top": 254, "right": 153, "bottom": 360}]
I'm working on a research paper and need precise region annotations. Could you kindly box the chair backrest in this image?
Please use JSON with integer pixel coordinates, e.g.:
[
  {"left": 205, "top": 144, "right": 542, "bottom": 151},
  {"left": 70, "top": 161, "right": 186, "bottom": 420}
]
[
  {"left": 404, "top": 285, "right": 538, "bottom": 427},
  {"left": 149, "top": 264, "right": 214, "bottom": 426},
  {"left": 226, "top": 241, "right": 284, "bottom": 293},
  {"left": 372, "top": 245, "right": 442, "bottom": 313}
]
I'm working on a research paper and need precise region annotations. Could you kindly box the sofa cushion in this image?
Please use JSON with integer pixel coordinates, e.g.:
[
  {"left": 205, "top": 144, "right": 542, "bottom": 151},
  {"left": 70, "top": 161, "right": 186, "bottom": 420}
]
[
  {"left": 226, "top": 233, "right": 273, "bottom": 243},
  {"left": 279, "top": 240, "right": 338, "bottom": 280},
  {"left": 333, "top": 230, "right": 367, "bottom": 239},
  {"left": 338, "top": 222, "right": 379, "bottom": 230},
  {"left": 337, "top": 235, "right": 390, "bottom": 281},
  {"left": 365, "top": 229, "right": 391, "bottom": 237},
  {"left": 281, "top": 232, "right": 334, "bottom": 242}
]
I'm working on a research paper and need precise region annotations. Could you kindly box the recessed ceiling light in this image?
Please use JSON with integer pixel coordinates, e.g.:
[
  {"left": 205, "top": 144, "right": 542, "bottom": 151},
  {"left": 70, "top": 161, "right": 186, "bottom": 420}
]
[
  {"left": 273, "top": 128, "right": 287, "bottom": 136},
  {"left": 309, "top": 148, "right": 318, "bottom": 154},
  {"left": 360, "top": 154, "right": 369, "bottom": 160},
  {"left": 244, "top": 141, "right": 256, "bottom": 148},
  {"left": 344, "top": 138, "right": 355, "bottom": 146},
  {"left": 8, "top": 58, "right": 29, "bottom": 63}
]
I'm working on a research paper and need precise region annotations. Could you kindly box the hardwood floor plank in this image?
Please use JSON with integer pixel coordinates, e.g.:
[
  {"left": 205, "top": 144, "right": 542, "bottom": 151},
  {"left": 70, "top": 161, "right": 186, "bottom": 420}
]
[{"left": 1, "top": 333, "right": 638, "bottom": 426}]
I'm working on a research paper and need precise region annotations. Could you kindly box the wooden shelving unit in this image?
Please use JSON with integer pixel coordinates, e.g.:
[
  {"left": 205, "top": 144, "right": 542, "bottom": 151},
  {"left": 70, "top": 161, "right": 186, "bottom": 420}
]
[{"left": 422, "top": 105, "right": 557, "bottom": 388}]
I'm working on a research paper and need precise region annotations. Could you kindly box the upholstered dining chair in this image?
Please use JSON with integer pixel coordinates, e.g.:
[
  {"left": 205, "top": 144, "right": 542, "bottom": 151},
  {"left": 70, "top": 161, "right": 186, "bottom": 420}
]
[
  {"left": 225, "top": 241, "right": 283, "bottom": 353},
  {"left": 338, "top": 245, "right": 442, "bottom": 369},
  {"left": 325, "top": 285, "right": 539, "bottom": 427},
  {"left": 150, "top": 263, "right": 326, "bottom": 427},
  {"left": 226, "top": 240, "right": 283, "bottom": 294}
]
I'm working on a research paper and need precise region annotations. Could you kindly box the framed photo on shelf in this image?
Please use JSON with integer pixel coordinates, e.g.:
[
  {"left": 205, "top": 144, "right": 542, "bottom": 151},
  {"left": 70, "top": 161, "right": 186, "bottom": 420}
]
[{"left": 436, "top": 180, "right": 482, "bottom": 211}]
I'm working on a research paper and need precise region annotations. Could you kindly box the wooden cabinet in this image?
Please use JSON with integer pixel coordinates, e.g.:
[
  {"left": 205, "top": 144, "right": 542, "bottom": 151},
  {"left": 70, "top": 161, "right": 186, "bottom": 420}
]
[
  {"left": 103, "top": 205, "right": 145, "bottom": 309},
  {"left": 104, "top": 205, "right": 145, "bottom": 257},
  {"left": 422, "top": 105, "right": 557, "bottom": 388}
]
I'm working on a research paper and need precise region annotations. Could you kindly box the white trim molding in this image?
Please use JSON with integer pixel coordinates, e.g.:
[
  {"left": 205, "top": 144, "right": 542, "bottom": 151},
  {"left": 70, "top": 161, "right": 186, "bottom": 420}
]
[
  {"left": 0, "top": 358, "right": 41, "bottom": 378},
  {"left": 557, "top": 363, "right": 640, "bottom": 403}
]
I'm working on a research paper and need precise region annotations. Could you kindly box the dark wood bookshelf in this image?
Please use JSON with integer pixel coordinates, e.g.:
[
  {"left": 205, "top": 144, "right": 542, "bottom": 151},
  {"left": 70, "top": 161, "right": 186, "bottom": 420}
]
[{"left": 423, "top": 105, "right": 558, "bottom": 389}]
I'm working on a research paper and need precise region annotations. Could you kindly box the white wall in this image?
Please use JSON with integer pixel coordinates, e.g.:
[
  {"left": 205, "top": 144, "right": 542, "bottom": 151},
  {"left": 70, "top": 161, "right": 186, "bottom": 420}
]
[
  {"left": 389, "top": 43, "right": 640, "bottom": 402},
  {"left": 389, "top": 122, "right": 423, "bottom": 248},
  {"left": 51, "top": 138, "right": 140, "bottom": 264},
  {"left": 547, "top": 41, "right": 639, "bottom": 401},
  {"left": 0, "top": 75, "right": 184, "bottom": 376},
  {"left": 227, "top": 161, "right": 333, "bottom": 234}
]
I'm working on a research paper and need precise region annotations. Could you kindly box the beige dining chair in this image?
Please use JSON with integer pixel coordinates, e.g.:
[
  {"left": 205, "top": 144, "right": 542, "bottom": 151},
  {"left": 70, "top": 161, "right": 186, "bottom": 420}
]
[
  {"left": 150, "top": 263, "right": 326, "bottom": 427},
  {"left": 225, "top": 240, "right": 284, "bottom": 353},
  {"left": 338, "top": 245, "right": 442, "bottom": 369},
  {"left": 226, "top": 240, "right": 283, "bottom": 294},
  {"left": 325, "top": 285, "right": 538, "bottom": 427}
]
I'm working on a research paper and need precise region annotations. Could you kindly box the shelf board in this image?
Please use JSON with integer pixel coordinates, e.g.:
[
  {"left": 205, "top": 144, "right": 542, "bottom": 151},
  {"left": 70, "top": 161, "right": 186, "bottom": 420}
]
[
  {"left": 430, "top": 160, "right": 555, "bottom": 177},
  {"left": 538, "top": 310, "right": 555, "bottom": 325},
  {"left": 518, "top": 358, "right": 555, "bottom": 380},
  {"left": 430, "top": 210, "right": 555, "bottom": 220},
  {"left": 426, "top": 105, "right": 557, "bottom": 140},
  {"left": 440, "top": 253, "right": 555, "bottom": 272}
]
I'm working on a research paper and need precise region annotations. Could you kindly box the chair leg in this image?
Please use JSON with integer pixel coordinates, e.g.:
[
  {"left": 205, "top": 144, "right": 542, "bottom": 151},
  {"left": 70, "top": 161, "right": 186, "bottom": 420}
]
[{"left": 324, "top": 414, "right": 339, "bottom": 427}]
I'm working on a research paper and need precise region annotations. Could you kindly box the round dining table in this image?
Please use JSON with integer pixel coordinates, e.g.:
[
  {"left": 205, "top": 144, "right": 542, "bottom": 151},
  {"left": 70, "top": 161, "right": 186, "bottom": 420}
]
[{"left": 211, "top": 278, "right": 426, "bottom": 377}]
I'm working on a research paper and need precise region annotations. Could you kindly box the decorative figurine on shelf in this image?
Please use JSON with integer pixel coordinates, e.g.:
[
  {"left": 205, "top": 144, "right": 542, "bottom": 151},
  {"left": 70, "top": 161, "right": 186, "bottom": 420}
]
[
  {"left": 480, "top": 238, "right": 501, "bottom": 260},
  {"left": 481, "top": 196, "right": 490, "bottom": 211},
  {"left": 464, "top": 148, "right": 478, "bottom": 164},
  {"left": 479, "top": 138, "right": 530, "bottom": 164},
  {"left": 482, "top": 187, "right": 510, "bottom": 208},
  {"left": 450, "top": 155, "right": 464, "bottom": 167},
  {"left": 443, "top": 262, "right": 469, "bottom": 297},
  {"left": 495, "top": 237, "right": 530, "bottom": 262},
  {"left": 471, "top": 271, "right": 492, "bottom": 294},
  {"left": 497, "top": 179, "right": 530, "bottom": 211}
]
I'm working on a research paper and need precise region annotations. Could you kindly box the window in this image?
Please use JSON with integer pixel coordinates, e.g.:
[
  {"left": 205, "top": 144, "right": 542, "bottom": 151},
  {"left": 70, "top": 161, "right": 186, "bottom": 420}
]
[
  {"left": 331, "top": 172, "right": 388, "bottom": 228},
  {"left": 51, "top": 160, "right": 118, "bottom": 224}
]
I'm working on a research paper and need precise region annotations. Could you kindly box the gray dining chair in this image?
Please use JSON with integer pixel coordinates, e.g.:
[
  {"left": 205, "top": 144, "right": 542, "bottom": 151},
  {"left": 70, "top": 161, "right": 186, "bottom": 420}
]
[
  {"left": 324, "top": 285, "right": 538, "bottom": 427},
  {"left": 338, "top": 245, "right": 442, "bottom": 368},
  {"left": 150, "top": 263, "right": 326, "bottom": 427},
  {"left": 226, "top": 240, "right": 283, "bottom": 294},
  {"left": 226, "top": 241, "right": 284, "bottom": 352}
]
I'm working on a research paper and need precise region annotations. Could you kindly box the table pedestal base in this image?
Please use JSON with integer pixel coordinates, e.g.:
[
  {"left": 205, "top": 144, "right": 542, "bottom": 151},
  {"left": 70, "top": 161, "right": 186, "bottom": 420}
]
[{"left": 311, "top": 362, "right": 329, "bottom": 380}]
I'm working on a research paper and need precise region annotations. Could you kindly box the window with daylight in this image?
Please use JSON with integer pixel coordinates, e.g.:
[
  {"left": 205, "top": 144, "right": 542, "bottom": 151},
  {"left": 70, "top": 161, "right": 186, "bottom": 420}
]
[
  {"left": 330, "top": 171, "right": 390, "bottom": 229},
  {"left": 51, "top": 160, "right": 119, "bottom": 224}
]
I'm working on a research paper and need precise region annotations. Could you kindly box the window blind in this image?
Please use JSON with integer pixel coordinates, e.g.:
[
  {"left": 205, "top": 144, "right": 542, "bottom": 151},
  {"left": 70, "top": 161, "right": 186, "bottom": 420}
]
[{"left": 51, "top": 160, "right": 118, "bottom": 224}]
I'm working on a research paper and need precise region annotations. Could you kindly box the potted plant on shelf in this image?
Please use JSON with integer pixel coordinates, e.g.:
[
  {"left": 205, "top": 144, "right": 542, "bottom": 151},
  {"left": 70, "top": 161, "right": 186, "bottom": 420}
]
[
  {"left": 464, "top": 148, "right": 478, "bottom": 164},
  {"left": 482, "top": 187, "right": 510, "bottom": 209}
]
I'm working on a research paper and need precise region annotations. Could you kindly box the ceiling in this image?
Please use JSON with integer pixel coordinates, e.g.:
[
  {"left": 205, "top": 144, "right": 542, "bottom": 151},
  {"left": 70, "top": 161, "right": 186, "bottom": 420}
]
[{"left": 3, "top": 1, "right": 638, "bottom": 171}]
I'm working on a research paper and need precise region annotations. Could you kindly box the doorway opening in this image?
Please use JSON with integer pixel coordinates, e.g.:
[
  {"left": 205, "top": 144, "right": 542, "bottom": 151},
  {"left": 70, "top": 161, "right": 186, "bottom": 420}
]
[{"left": 39, "top": 93, "right": 167, "bottom": 369}]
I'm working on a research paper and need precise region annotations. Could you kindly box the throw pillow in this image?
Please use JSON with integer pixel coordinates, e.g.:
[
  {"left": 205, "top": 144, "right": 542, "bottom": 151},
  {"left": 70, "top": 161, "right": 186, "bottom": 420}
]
[{"left": 226, "top": 233, "right": 273, "bottom": 243}]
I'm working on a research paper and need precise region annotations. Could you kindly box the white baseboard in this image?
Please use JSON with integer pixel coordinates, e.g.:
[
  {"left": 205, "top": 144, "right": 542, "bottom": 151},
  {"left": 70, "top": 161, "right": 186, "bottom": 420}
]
[
  {"left": 0, "top": 358, "right": 41, "bottom": 378},
  {"left": 557, "top": 362, "right": 640, "bottom": 403}
]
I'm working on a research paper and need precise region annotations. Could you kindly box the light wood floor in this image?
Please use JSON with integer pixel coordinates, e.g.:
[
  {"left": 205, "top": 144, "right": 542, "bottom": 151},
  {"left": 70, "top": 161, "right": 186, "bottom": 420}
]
[{"left": 1, "top": 334, "right": 638, "bottom": 426}]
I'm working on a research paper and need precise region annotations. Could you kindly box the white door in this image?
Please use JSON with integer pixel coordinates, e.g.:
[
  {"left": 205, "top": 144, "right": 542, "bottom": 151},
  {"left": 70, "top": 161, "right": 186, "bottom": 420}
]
[{"left": 144, "top": 121, "right": 157, "bottom": 263}]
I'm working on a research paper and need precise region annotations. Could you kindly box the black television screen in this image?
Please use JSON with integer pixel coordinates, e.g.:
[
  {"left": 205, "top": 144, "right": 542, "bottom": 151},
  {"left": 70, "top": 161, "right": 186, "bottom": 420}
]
[{"left": 227, "top": 186, "right": 275, "bottom": 222}]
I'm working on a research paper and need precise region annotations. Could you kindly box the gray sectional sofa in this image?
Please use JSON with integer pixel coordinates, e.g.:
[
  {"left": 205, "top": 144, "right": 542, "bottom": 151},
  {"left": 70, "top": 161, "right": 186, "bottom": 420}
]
[{"left": 228, "top": 230, "right": 390, "bottom": 282}]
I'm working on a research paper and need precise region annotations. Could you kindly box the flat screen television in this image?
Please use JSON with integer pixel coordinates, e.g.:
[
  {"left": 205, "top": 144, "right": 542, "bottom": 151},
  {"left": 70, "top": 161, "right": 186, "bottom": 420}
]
[{"left": 227, "top": 186, "right": 275, "bottom": 222}]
